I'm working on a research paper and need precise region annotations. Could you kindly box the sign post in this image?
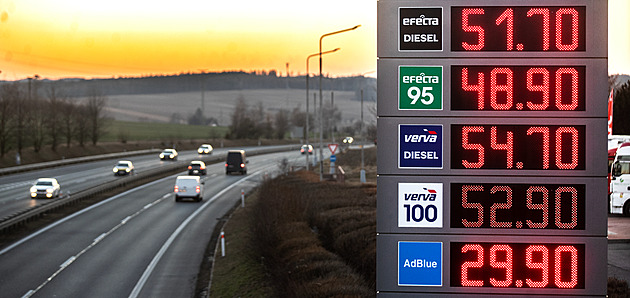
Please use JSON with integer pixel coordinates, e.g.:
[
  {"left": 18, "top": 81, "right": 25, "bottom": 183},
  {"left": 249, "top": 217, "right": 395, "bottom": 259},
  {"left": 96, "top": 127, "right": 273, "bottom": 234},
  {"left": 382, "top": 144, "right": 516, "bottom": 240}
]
[
  {"left": 377, "top": 0, "right": 608, "bottom": 296},
  {"left": 329, "top": 144, "right": 338, "bottom": 174}
]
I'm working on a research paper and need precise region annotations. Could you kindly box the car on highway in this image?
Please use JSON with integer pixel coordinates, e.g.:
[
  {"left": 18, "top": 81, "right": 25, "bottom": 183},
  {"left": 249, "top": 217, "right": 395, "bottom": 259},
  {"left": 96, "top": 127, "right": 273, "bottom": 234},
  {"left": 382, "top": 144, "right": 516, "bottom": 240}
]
[
  {"left": 30, "top": 178, "right": 61, "bottom": 199},
  {"left": 188, "top": 161, "right": 207, "bottom": 175},
  {"left": 300, "top": 144, "right": 314, "bottom": 155},
  {"left": 225, "top": 150, "right": 247, "bottom": 175},
  {"left": 174, "top": 175, "right": 204, "bottom": 202},
  {"left": 197, "top": 144, "right": 214, "bottom": 155},
  {"left": 113, "top": 160, "right": 135, "bottom": 176},
  {"left": 159, "top": 149, "right": 178, "bottom": 161}
]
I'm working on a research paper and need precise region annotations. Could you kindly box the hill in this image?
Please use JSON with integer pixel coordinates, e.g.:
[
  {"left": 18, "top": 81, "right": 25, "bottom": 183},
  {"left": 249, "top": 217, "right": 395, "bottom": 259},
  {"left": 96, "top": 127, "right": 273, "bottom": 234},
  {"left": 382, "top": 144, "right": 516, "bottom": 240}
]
[{"left": 3, "top": 72, "right": 377, "bottom": 129}]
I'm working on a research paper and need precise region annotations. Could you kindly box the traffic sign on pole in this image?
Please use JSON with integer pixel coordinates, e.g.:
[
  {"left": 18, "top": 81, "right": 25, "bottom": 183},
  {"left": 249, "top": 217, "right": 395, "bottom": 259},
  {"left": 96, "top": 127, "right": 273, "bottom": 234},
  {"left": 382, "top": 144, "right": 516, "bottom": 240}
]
[{"left": 328, "top": 143, "right": 338, "bottom": 154}]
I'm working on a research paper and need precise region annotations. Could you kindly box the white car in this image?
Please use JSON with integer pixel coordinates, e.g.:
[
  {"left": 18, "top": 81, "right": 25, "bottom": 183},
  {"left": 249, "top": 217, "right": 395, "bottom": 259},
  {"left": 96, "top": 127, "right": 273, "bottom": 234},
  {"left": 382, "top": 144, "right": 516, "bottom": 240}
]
[
  {"left": 113, "top": 160, "right": 134, "bottom": 176},
  {"left": 197, "top": 144, "right": 214, "bottom": 155},
  {"left": 174, "top": 175, "right": 204, "bottom": 202},
  {"left": 30, "top": 178, "right": 61, "bottom": 199},
  {"left": 159, "top": 149, "right": 178, "bottom": 161}
]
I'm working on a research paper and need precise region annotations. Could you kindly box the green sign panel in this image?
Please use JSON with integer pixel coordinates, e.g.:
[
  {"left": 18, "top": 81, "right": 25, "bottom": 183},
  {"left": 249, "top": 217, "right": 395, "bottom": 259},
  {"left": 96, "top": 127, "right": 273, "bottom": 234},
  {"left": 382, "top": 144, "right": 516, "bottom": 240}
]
[{"left": 399, "top": 66, "right": 442, "bottom": 110}]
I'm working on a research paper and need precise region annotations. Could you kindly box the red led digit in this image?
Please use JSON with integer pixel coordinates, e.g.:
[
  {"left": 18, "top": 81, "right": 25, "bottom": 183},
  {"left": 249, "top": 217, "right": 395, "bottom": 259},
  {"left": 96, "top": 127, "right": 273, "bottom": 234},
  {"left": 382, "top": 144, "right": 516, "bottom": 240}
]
[
  {"left": 495, "top": 8, "right": 514, "bottom": 50},
  {"left": 462, "top": 68, "right": 485, "bottom": 110},
  {"left": 525, "top": 245, "right": 549, "bottom": 288},
  {"left": 462, "top": 126, "right": 485, "bottom": 168},
  {"left": 490, "top": 186, "right": 512, "bottom": 228},
  {"left": 555, "top": 127, "right": 579, "bottom": 170},
  {"left": 461, "top": 8, "right": 485, "bottom": 51},
  {"left": 555, "top": 187, "right": 578, "bottom": 229},
  {"left": 526, "top": 68, "right": 550, "bottom": 110},
  {"left": 555, "top": 68, "right": 579, "bottom": 110},
  {"left": 555, "top": 8, "right": 579, "bottom": 51},
  {"left": 490, "top": 68, "right": 513, "bottom": 110},
  {"left": 554, "top": 246, "right": 579, "bottom": 288},
  {"left": 461, "top": 244, "right": 484, "bottom": 287},
  {"left": 462, "top": 185, "right": 484, "bottom": 228},
  {"left": 527, "top": 8, "right": 550, "bottom": 50},
  {"left": 526, "top": 186, "right": 549, "bottom": 229},
  {"left": 527, "top": 127, "right": 550, "bottom": 169},
  {"left": 489, "top": 245, "right": 513, "bottom": 287},
  {"left": 490, "top": 126, "right": 514, "bottom": 168}
]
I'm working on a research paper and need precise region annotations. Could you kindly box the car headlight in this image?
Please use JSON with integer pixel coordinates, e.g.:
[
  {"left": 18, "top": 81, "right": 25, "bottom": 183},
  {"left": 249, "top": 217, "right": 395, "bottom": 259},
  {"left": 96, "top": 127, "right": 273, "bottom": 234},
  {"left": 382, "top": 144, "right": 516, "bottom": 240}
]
[
  {"left": 30, "top": 186, "right": 37, "bottom": 193},
  {"left": 170, "top": 154, "right": 175, "bottom": 158},
  {"left": 198, "top": 149, "right": 203, "bottom": 153},
  {"left": 126, "top": 168, "right": 131, "bottom": 172},
  {"left": 46, "top": 188, "right": 54, "bottom": 193},
  {"left": 113, "top": 168, "right": 118, "bottom": 172},
  {"left": 159, "top": 154, "right": 165, "bottom": 158}
]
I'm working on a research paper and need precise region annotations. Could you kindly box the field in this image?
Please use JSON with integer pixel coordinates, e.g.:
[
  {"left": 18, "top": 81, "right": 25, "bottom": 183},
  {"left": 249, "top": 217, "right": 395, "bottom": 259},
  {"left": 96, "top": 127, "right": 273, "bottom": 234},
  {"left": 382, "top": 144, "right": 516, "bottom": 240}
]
[
  {"left": 103, "top": 120, "right": 227, "bottom": 142},
  {"left": 102, "top": 89, "right": 376, "bottom": 129}
]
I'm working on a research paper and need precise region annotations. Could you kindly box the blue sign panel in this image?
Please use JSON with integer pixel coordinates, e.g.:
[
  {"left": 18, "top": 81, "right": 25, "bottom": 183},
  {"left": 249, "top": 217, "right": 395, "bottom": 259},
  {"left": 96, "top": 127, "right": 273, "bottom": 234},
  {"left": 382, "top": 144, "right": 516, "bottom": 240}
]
[
  {"left": 330, "top": 155, "right": 336, "bottom": 162},
  {"left": 398, "top": 124, "right": 443, "bottom": 169},
  {"left": 398, "top": 241, "right": 443, "bottom": 286}
]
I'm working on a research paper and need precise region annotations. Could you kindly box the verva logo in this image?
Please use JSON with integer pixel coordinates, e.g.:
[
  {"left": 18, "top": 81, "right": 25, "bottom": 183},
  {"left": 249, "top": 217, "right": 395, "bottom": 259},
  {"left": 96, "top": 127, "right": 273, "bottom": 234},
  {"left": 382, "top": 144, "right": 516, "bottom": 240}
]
[
  {"left": 399, "top": 124, "right": 443, "bottom": 169},
  {"left": 398, "top": 183, "right": 443, "bottom": 228},
  {"left": 404, "top": 188, "right": 437, "bottom": 201},
  {"left": 404, "top": 129, "right": 438, "bottom": 143}
]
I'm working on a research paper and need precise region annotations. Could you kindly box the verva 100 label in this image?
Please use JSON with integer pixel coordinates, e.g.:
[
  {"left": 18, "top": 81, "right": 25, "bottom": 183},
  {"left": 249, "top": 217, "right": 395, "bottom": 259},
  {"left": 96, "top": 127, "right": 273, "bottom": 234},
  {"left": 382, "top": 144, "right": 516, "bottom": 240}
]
[{"left": 398, "top": 182, "right": 443, "bottom": 228}]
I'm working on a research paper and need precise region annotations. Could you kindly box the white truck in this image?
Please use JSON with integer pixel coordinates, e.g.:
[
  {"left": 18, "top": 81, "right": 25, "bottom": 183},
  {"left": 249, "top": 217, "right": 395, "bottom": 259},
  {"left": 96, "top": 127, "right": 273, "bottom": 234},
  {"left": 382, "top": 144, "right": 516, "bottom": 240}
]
[{"left": 609, "top": 146, "right": 630, "bottom": 215}]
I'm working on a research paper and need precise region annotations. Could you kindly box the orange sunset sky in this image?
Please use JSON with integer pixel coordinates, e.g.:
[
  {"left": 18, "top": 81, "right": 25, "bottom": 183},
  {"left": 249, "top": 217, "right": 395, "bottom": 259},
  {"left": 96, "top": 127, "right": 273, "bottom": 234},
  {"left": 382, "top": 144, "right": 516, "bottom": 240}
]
[{"left": 0, "top": 0, "right": 628, "bottom": 81}]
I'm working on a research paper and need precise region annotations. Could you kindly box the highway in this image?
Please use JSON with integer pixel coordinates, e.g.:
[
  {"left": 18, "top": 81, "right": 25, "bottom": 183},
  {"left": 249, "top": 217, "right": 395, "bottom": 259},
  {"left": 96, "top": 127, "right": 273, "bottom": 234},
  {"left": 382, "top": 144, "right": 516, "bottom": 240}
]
[
  {"left": 0, "top": 147, "right": 321, "bottom": 297},
  {"left": 0, "top": 145, "right": 292, "bottom": 221}
]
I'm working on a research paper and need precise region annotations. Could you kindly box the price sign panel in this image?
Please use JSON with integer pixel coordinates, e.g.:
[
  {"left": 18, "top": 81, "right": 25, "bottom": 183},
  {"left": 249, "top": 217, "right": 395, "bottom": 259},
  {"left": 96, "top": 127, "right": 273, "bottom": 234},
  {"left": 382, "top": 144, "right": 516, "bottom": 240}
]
[{"left": 377, "top": 0, "right": 607, "bottom": 296}]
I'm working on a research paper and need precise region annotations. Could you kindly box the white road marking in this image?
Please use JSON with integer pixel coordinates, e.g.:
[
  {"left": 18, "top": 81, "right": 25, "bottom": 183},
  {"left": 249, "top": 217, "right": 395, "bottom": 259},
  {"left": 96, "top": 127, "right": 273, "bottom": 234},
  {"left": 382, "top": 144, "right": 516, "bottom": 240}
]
[
  {"left": 128, "top": 171, "right": 260, "bottom": 298},
  {"left": 8, "top": 176, "right": 175, "bottom": 298}
]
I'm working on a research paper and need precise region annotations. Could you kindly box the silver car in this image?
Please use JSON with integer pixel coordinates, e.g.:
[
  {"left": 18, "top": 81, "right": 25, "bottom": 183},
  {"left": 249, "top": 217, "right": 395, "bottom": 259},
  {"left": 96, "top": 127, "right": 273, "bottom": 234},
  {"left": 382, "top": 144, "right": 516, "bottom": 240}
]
[
  {"left": 30, "top": 178, "right": 61, "bottom": 199},
  {"left": 159, "top": 149, "right": 178, "bottom": 161},
  {"left": 113, "top": 160, "right": 135, "bottom": 176}
]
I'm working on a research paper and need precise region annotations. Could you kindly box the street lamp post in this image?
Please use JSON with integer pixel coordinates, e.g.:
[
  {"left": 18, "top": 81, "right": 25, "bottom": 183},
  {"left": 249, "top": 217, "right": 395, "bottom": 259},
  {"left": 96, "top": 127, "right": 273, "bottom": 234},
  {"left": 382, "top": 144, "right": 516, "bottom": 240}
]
[
  {"left": 318, "top": 25, "right": 360, "bottom": 181},
  {"left": 306, "top": 48, "right": 339, "bottom": 171}
]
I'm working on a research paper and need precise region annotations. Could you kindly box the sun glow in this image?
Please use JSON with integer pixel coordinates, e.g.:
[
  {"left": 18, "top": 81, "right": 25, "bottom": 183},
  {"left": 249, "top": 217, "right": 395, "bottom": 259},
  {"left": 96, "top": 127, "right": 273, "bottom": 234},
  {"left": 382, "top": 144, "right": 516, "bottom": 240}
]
[{"left": 0, "top": 0, "right": 376, "bottom": 80}]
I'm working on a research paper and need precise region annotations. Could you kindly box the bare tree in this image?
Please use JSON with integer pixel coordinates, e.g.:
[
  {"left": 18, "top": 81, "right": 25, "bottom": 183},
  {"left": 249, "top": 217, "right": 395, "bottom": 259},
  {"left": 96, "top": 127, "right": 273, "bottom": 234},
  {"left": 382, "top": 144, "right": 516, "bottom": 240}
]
[
  {"left": 85, "top": 88, "right": 108, "bottom": 145},
  {"left": 47, "top": 85, "right": 65, "bottom": 151},
  {"left": 0, "top": 84, "right": 17, "bottom": 157},
  {"left": 12, "top": 84, "right": 28, "bottom": 155},
  {"left": 60, "top": 98, "right": 76, "bottom": 148},
  {"left": 75, "top": 104, "right": 89, "bottom": 147},
  {"left": 274, "top": 109, "right": 290, "bottom": 139},
  {"left": 30, "top": 98, "right": 47, "bottom": 152}
]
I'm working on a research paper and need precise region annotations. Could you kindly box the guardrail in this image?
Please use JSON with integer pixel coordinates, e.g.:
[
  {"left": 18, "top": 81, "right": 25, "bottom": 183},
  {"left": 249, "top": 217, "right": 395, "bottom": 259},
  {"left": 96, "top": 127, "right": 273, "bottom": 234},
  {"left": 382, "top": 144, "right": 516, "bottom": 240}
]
[
  {"left": 0, "top": 144, "right": 300, "bottom": 233},
  {"left": 0, "top": 149, "right": 163, "bottom": 176}
]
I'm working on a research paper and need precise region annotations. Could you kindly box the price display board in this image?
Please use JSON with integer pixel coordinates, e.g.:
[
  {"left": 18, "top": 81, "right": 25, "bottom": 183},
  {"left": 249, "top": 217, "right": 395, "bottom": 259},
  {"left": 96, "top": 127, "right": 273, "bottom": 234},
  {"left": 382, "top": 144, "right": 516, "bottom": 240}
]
[
  {"left": 377, "top": 0, "right": 607, "bottom": 296},
  {"left": 450, "top": 6, "right": 586, "bottom": 52}
]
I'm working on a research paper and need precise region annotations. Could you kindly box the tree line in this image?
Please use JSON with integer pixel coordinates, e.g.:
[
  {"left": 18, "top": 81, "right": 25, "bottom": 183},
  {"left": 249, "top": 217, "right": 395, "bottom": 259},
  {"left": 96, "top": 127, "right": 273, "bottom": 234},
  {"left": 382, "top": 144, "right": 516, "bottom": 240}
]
[
  {"left": 226, "top": 94, "right": 355, "bottom": 141},
  {"left": 0, "top": 82, "right": 108, "bottom": 157}
]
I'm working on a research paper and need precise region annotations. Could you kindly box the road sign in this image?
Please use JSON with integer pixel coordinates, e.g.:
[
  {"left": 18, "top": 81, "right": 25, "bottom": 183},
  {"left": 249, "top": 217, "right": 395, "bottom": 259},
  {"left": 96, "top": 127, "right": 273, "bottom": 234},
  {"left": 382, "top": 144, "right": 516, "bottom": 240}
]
[
  {"left": 328, "top": 143, "right": 338, "bottom": 154},
  {"left": 377, "top": 0, "right": 607, "bottom": 296},
  {"left": 330, "top": 155, "right": 336, "bottom": 162}
]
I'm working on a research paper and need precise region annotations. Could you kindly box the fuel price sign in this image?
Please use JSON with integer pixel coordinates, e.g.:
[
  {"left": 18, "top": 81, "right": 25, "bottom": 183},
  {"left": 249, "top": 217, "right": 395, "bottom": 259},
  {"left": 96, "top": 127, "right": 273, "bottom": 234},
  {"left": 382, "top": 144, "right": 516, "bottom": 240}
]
[{"left": 377, "top": 0, "right": 607, "bottom": 296}]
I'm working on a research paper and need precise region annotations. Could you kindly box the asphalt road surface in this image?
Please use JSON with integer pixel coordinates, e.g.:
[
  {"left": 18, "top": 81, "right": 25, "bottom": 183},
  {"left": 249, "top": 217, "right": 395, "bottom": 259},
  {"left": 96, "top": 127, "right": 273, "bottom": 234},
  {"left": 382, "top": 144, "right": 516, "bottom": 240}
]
[{"left": 0, "top": 149, "right": 313, "bottom": 297}]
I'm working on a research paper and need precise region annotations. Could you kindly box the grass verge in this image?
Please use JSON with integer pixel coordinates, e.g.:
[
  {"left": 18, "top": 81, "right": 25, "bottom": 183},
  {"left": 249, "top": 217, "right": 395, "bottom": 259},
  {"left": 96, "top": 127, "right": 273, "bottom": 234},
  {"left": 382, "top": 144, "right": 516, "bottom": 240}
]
[{"left": 204, "top": 189, "right": 276, "bottom": 297}]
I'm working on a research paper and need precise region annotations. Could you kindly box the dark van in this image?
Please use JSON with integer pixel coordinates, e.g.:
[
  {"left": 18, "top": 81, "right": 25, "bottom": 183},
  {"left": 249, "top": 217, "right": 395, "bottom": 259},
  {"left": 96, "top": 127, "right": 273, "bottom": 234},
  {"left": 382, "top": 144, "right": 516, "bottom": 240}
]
[{"left": 225, "top": 150, "right": 247, "bottom": 175}]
